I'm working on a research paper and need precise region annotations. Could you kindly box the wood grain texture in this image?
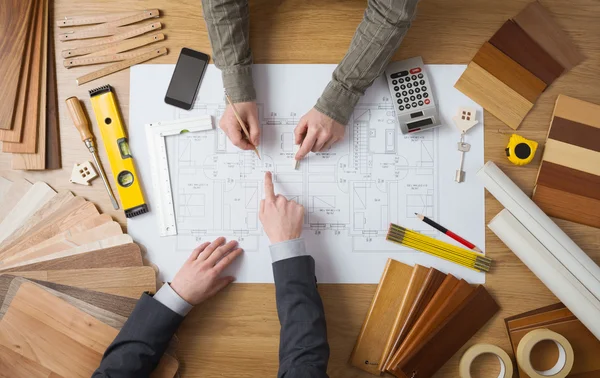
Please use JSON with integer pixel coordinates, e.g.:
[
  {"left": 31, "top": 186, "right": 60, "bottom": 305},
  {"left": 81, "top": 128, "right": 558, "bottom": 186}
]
[
  {"left": 514, "top": 1, "right": 585, "bottom": 70},
  {"left": 11, "top": 0, "right": 49, "bottom": 170},
  {"left": 381, "top": 265, "right": 430, "bottom": 370},
  {"left": 0, "top": 177, "right": 11, "bottom": 201},
  {"left": 489, "top": 20, "right": 564, "bottom": 85},
  {"left": 7, "top": 266, "right": 157, "bottom": 298},
  {"left": 455, "top": 62, "right": 533, "bottom": 129},
  {"left": 472, "top": 41, "right": 546, "bottom": 103},
  {"left": 388, "top": 285, "right": 500, "bottom": 378},
  {"left": 552, "top": 94, "right": 600, "bottom": 129},
  {"left": 45, "top": 0, "right": 61, "bottom": 169},
  {"left": 536, "top": 161, "right": 600, "bottom": 201},
  {"left": 548, "top": 117, "right": 600, "bottom": 152},
  {"left": 533, "top": 184, "right": 600, "bottom": 229},
  {"left": 0, "top": 344, "right": 63, "bottom": 378},
  {"left": 0, "top": 0, "right": 36, "bottom": 130},
  {"left": 0, "top": 178, "right": 32, "bottom": 223},
  {"left": 0, "top": 282, "right": 178, "bottom": 378},
  {"left": 0, "top": 182, "right": 56, "bottom": 243},
  {"left": 1, "top": 0, "right": 44, "bottom": 153},
  {"left": 349, "top": 259, "right": 414, "bottom": 374},
  {"left": 0, "top": 190, "right": 74, "bottom": 249},
  {"left": 542, "top": 139, "right": 600, "bottom": 176},
  {"left": 507, "top": 306, "right": 573, "bottom": 330}
]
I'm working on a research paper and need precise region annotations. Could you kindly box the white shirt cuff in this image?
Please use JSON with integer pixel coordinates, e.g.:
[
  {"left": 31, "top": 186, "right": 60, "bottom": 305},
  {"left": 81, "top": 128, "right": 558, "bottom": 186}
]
[
  {"left": 269, "top": 238, "right": 307, "bottom": 263},
  {"left": 153, "top": 283, "right": 193, "bottom": 316}
]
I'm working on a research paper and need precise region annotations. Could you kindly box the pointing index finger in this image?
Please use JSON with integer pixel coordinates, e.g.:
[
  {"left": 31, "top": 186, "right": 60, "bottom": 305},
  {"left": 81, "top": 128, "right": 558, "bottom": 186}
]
[{"left": 264, "top": 171, "right": 276, "bottom": 202}]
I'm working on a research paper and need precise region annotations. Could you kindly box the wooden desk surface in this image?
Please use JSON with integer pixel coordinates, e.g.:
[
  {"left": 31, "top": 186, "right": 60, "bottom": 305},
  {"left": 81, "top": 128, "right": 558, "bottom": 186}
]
[{"left": 1, "top": 0, "right": 599, "bottom": 376}]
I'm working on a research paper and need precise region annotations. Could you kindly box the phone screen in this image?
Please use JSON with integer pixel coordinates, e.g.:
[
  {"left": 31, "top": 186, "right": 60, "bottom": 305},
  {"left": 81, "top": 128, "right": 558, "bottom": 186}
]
[{"left": 165, "top": 49, "right": 209, "bottom": 109}]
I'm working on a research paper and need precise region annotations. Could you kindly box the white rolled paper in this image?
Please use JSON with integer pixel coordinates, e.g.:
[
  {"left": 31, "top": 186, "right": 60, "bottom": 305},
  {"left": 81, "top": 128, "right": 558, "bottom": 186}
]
[
  {"left": 489, "top": 209, "right": 600, "bottom": 340},
  {"left": 478, "top": 161, "right": 600, "bottom": 302}
]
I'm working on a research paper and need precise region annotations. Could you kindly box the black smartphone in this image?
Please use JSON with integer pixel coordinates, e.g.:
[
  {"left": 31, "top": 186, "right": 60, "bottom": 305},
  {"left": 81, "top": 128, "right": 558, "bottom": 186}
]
[{"left": 164, "top": 48, "right": 210, "bottom": 110}]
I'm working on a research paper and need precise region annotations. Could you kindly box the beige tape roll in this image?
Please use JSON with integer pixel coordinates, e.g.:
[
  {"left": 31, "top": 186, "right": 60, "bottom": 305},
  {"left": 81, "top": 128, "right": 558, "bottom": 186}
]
[
  {"left": 459, "top": 344, "right": 514, "bottom": 378},
  {"left": 516, "top": 329, "right": 574, "bottom": 378}
]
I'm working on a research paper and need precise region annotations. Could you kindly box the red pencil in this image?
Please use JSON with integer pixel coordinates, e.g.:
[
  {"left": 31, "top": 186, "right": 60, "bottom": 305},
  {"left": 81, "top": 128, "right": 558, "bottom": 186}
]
[{"left": 415, "top": 213, "right": 482, "bottom": 253}]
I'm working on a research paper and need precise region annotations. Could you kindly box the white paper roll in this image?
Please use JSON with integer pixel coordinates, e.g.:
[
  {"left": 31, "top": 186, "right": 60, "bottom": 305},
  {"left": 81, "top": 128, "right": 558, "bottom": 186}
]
[
  {"left": 489, "top": 209, "right": 600, "bottom": 340},
  {"left": 478, "top": 161, "right": 600, "bottom": 302}
]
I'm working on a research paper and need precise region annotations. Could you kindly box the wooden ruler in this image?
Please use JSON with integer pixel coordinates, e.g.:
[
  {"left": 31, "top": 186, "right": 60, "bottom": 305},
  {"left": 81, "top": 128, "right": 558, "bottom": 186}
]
[
  {"left": 56, "top": 10, "right": 139, "bottom": 27},
  {"left": 76, "top": 47, "right": 167, "bottom": 85},
  {"left": 81, "top": 9, "right": 159, "bottom": 31},
  {"left": 62, "top": 32, "right": 164, "bottom": 58},
  {"left": 65, "top": 49, "right": 150, "bottom": 68},
  {"left": 60, "top": 20, "right": 160, "bottom": 41},
  {"left": 61, "top": 21, "right": 161, "bottom": 51}
]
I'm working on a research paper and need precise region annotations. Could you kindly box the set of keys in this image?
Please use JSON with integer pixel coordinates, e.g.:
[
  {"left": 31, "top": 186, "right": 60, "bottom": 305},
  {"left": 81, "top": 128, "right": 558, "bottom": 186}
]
[{"left": 452, "top": 107, "right": 479, "bottom": 183}]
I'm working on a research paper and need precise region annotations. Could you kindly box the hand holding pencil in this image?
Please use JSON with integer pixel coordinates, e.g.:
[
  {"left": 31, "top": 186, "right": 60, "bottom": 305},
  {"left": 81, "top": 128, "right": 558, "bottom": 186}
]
[{"left": 220, "top": 94, "right": 261, "bottom": 158}]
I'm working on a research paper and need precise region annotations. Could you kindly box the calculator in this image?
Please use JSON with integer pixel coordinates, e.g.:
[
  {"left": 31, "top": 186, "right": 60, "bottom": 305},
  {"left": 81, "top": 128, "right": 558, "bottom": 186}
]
[{"left": 385, "top": 56, "right": 441, "bottom": 134}]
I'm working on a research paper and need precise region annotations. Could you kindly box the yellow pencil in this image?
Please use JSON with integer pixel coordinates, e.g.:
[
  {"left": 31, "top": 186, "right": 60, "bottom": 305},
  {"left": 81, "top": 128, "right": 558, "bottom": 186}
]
[{"left": 225, "top": 93, "right": 261, "bottom": 160}]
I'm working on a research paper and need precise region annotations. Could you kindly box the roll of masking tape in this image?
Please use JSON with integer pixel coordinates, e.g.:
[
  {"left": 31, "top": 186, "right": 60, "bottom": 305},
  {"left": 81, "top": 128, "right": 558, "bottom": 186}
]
[
  {"left": 516, "top": 329, "right": 574, "bottom": 378},
  {"left": 459, "top": 344, "right": 514, "bottom": 378}
]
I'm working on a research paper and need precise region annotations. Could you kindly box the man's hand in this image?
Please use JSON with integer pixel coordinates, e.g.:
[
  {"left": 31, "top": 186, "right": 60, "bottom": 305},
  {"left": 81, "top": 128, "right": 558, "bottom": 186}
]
[
  {"left": 170, "top": 237, "right": 243, "bottom": 305},
  {"left": 259, "top": 172, "right": 304, "bottom": 244},
  {"left": 220, "top": 101, "right": 260, "bottom": 150},
  {"left": 294, "top": 108, "right": 345, "bottom": 161}
]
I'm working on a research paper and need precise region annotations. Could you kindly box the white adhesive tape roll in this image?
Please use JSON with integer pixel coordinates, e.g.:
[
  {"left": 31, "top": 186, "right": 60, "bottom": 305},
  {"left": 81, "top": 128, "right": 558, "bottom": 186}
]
[
  {"left": 459, "top": 344, "right": 514, "bottom": 378},
  {"left": 516, "top": 329, "right": 574, "bottom": 378}
]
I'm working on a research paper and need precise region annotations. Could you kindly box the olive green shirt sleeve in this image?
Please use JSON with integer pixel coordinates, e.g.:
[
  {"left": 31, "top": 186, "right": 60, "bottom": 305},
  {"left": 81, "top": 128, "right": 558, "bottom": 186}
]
[{"left": 201, "top": 0, "right": 420, "bottom": 124}]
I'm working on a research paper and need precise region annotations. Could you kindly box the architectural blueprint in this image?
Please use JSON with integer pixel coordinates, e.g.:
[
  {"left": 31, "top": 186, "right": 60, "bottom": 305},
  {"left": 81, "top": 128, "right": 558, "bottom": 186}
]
[{"left": 129, "top": 64, "right": 485, "bottom": 284}]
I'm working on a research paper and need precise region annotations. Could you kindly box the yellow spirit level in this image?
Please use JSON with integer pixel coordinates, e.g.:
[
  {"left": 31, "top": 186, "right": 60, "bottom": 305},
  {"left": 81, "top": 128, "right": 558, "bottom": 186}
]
[{"left": 89, "top": 85, "right": 148, "bottom": 218}]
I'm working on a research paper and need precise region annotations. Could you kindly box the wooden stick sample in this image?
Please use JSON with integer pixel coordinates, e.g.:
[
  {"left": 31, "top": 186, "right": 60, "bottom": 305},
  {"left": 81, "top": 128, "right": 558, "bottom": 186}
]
[
  {"left": 76, "top": 21, "right": 162, "bottom": 48},
  {"left": 548, "top": 116, "right": 600, "bottom": 152},
  {"left": 0, "top": 0, "right": 35, "bottom": 130},
  {"left": 0, "top": 344, "right": 63, "bottom": 378},
  {"left": 56, "top": 11, "right": 140, "bottom": 27},
  {"left": 6, "top": 267, "right": 157, "bottom": 297},
  {"left": 60, "top": 20, "right": 161, "bottom": 41},
  {"left": 0, "top": 178, "right": 32, "bottom": 223},
  {"left": 62, "top": 31, "right": 164, "bottom": 58},
  {"left": 536, "top": 161, "right": 600, "bottom": 201},
  {"left": 552, "top": 94, "right": 600, "bottom": 128},
  {"left": 76, "top": 46, "right": 168, "bottom": 85},
  {"left": 11, "top": 0, "right": 49, "bottom": 170},
  {"left": 543, "top": 139, "right": 600, "bottom": 176},
  {"left": 45, "top": 2, "right": 61, "bottom": 170},
  {"left": 65, "top": 48, "right": 156, "bottom": 68},
  {"left": 533, "top": 185, "right": 600, "bottom": 229}
]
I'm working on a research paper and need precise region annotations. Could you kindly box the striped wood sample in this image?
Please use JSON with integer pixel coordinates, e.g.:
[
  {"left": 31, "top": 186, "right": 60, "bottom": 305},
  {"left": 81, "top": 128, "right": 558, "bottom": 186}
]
[
  {"left": 514, "top": 1, "right": 584, "bottom": 70},
  {"left": 542, "top": 139, "right": 600, "bottom": 177},
  {"left": 536, "top": 161, "right": 600, "bottom": 201},
  {"left": 548, "top": 117, "right": 600, "bottom": 152},
  {"left": 472, "top": 42, "right": 546, "bottom": 103},
  {"left": 0, "top": 178, "right": 32, "bottom": 223},
  {"left": 455, "top": 62, "right": 533, "bottom": 129},
  {"left": 489, "top": 20, "right": 563, "bottom": 85},
  {"left": 552, "top": 94, "right": 600, "bottom": 128},
  {"left": 534, "top": 185, "right": 600, "bottom": 229},
  {"left": 45, "top": 0, "right": 61, "bottom": 169}
]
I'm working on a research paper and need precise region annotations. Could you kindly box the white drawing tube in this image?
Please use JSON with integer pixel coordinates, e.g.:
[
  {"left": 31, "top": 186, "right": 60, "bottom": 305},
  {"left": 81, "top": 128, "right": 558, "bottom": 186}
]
[{"left": 477, "top": 161, "right": 600, "bottom": 301}]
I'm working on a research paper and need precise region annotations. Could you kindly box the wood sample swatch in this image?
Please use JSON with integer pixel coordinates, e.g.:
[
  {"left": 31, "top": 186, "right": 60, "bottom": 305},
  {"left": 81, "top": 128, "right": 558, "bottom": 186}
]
[
  {"left": 514, "top": 1, "right": 584, "bottom": 70},
  {"left": 387, "top": 278, "right": 474, "bottom": 373},
  {"left": 489, "top": 20, "right": 564, "bottom": 85},
  {"left": 0, "top": 182, "right": 56, "bottom": 243},
  {"left": 0, "top": 0, "right": 35, "bottom": 130},
  {"left": 45, "top": 0, "right": 61, "bottom": 169},
  {"left": 533, "top": 185, "right": 600, "bottom": 229},
  {"left": 455, "top": 62, "right": 533, "bottom": 129},
  {"left": 0, "top": 282, "right": 178, "bottom": 378},
  {"left": 11, "top": 0, "right": 49, "bottom": 169},
  {"left": 381, "top": 265, "right": 431, "bottom": 370},
  {"left": 388, "top": 285, "right": 500, "bottom": 378},
  {"left": 542, "top": 139, "right": 600, "bottom": 176},
  {"left": 349, "top": 259, "right": 414, "bottom": 375},
  {"left": 1, "top": 244, "right": 143, "bottom": 273},
  {"left": 548, "top": 117, "right": 600, "bottom": 153},
  {"left": 383, "top": 267, "right": 446, "bottom": 370},
  {"left": 536, "top": 161, "right": 600, "bottom": 201},
  {"left": 2, "top": 0, "right": 44, "bottom": 153},
  {"left": 0, "top": 177, "right": 12, "bottom": 200},
  {"left": 552, "top": 94, "right": 600, "bottom": 128},
  {"left": 7, "top": 267, "right": 157, "bottom": 298},
  {"left": 472, "top": 42, "right": 546, "bottom": 103},
  {"left": 0, "top": 178, "right": 32, "bottom": 223},
  {"left": 0, "top": 344, "right": 63, "bottom": 378}
]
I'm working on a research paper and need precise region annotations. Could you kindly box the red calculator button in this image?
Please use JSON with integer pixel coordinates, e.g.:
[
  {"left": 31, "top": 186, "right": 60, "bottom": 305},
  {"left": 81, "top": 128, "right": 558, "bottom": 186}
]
[
  {"left": 424, "top": 99, "right": 430, "bottom": 105},
  {"left": 410, "top": 67, "right": 422, "bottom": 74}
]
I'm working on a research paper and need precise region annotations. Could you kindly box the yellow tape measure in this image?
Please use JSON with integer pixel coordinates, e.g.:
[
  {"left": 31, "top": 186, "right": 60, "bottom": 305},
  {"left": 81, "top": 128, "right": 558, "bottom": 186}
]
[
  {"left": 505, "top": 134, "right": 538, "bottom": 166},
  {"left": 89, "top": 85, "right": 148, "bottom": 218}
]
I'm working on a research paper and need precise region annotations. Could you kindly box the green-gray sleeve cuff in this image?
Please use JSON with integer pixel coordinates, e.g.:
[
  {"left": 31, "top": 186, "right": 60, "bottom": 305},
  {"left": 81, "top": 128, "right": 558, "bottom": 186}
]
[
  {"left": 222, "top": 65, "right": 256, "bottom": 103},
  {"left": 315, "top": 80, "right": 361, "bottom": 126}
]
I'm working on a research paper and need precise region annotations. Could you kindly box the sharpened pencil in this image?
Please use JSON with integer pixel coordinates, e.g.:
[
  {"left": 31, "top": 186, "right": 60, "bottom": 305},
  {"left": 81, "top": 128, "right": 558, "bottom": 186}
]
[
  {"left": 415, "top": 213, "right": 482, "bottom": 253},
  {"left": 225, "top": 93, "right": 261, "bottom": 160}
]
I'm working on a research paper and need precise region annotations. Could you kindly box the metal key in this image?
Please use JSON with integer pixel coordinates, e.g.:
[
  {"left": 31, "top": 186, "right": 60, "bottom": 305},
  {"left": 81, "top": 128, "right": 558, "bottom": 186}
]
[{"left": 455, "top": 135, "right": 471, "bottom": 183}]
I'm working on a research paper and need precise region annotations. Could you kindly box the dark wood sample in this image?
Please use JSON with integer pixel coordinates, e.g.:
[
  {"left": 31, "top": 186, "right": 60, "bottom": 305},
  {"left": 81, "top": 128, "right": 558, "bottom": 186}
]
[
  {"left": 533, "top": 184, "right": 600, "bottom": 229},
  {"left": 388, "top": 285, "right": 500, "bottom": 378},
  {"left": 514, "top": 1, "right": 584, "bottom": 70},
  {"left": 45, "top": 0, "right": 61, "bottom": 169},
  {"left": 0, "top": 0, "right": 36, "bottom": 130},
  {"left": 548, "top": 117, "right": 600, "bottom": 153},
  {"left": 472, "top": 42, "right": 546, "bottom": 103},
  {"left": 490, "top": 20, "right": 564, "bottom": 85},
  {"left": 0, "top": 244, "right": 143, "bottom": 273},
  {"left": 536, "top": 161, "right": 600, "bottom": 201}
]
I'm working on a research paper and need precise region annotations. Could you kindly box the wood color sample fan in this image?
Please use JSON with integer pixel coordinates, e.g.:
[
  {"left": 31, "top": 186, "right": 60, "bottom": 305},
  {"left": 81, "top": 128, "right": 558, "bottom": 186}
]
[
  {"left": 350, "top": 258, "right": 499, "bottom": 377},
  {"left": 533, "top": 95, "right": 600, "bottom": 229},
  {"left": 455, "top": 1, "right": 584, "bottom": 130},
  {"left": 0, "top": 177, "right": 180, "bottom": 376}
]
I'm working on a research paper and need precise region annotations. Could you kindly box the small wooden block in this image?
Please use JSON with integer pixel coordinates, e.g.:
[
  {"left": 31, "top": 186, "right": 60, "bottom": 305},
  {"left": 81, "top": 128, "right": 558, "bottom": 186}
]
[
  {"left": 533, "top": 184, "right": 600, "bottom": 229},
  {"left": 543, "top": 139, "right": 600, "bottom": 176},
  {"left": 455, "top": 62, "right": 533, "bottom": 129},
  {"left": 70, "top": 161, "right": 98, "bottom": 185}
]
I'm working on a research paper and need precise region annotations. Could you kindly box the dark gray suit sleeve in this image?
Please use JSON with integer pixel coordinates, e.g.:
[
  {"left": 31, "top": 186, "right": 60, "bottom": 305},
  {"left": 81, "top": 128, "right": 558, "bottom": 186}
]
[
  {"left": 273, "top": 255, "right": 330, "bottom": 378},
  {"left": 92, "top": 293, "right": 184, "bottom": 378}
]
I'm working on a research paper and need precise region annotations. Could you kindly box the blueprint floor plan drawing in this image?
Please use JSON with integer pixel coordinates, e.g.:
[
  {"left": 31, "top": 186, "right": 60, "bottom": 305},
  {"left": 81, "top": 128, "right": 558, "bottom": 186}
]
[{"left": 129, "top": 64, "right": 485, "bottom": 284}]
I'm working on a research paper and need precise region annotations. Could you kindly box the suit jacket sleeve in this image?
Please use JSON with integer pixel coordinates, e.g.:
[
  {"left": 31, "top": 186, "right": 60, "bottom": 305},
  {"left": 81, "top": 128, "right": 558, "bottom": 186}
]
[
  {"left": 92, "top": 293, "right": 184, "bottom": 378},
  {"left": 273, "top": 255, "right": 330, "bottom": 378}
]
